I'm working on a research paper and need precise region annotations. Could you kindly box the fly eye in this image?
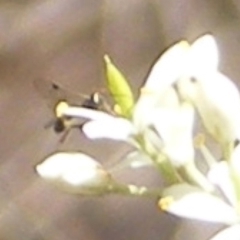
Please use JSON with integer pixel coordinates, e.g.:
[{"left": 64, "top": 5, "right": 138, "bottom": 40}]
[{"left": 54, "top": 119, "right": 65, "bottom": 133}]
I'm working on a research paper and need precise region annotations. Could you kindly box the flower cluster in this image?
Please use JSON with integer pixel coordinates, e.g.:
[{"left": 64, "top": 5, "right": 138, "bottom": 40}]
[{"left": 36, "top": 34, "right": 240, "bottom": 239}]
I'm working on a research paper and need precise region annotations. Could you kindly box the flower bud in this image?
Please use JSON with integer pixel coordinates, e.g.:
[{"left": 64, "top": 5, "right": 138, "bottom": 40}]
[{"left": 36, "top": 152, "right": 113, "bottom": 195}]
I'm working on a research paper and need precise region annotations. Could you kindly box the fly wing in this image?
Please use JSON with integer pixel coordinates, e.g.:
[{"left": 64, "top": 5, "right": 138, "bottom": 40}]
[
  {"left": 33, "top": 78, "right": 88, "bottom": 110},
  {"left": 34, "top": 79, "right": 86, "bottom": 142}
]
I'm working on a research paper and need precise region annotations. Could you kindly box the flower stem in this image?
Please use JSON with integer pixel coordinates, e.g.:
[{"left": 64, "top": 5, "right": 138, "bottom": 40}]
[
  {"left": 108, "top": 182, "right": 162, "bottom": 198},
  {"left": 136, "top": 133, "right": 182, "bottom": 185},
  {"left": 177, "top": 162, "right": 214, "bottom": 192},
  {"left": 151, "top": 152, "right": 183, "bottom": 185}
]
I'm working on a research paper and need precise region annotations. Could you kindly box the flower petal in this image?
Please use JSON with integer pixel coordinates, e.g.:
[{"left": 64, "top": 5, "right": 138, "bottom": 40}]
[
  {"left": 189, "top": 34, "right": 219, "bottom": 75},
  {"left": 144, "top": 40, "right": 189, "bottom": 90},
  {"left": 159, "top": 184, "right": 239, "bottom": 224},
  {"left": 108, "top": 150, "right": 153, "bottom": 172},
  {"left": 36, "top": 152, "right": 112, "bottom": 195},
  {"left": 208, "top": 161, "right": 237, "bottom": 206},
  {"left": 152, "top": 102, "right": 195, "bottom": 167},
  {"left": 229, "top": 144, "right": 240, "bottom": 201},
  {"left": 177, "top": 71, "right": 240, "bottom": 155},
  {"left": 209, "top": 225, "right": 240, "bottom": 240},
  {"left": 133, "top": 86, "right": 180, "bottom": 133},
  {"left": 82, "top": 118, "right": 133, "bottom": 141},
  {"left": 62, "top": 106, "right": 115, "bottom": 121},
  {"left": 134, "top": 40, "right": 189, "bottom": 127}
]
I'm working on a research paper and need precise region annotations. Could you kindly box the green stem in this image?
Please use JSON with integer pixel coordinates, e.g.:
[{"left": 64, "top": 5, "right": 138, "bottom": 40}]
[
  {"left": 151, "top": 152, "right": 182, "bottom": 185},
  {"left": 107, "top": 182, "right": 162, "bottom": 198},
  {"left": 135, "top": 133, "right": 182, "bottom": 185},
  {"left": 178, "top": 162, "right": 214, "bottom": 192}
]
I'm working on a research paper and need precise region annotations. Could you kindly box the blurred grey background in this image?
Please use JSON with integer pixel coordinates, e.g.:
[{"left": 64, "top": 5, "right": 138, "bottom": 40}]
[{"left": 0, "top": 0, "right": 240, "bottom": 239}]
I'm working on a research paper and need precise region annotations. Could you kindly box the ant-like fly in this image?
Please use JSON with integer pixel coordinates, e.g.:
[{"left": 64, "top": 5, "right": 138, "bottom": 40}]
[{"left": 34, "top": 79, "right": 113, "bottom": 142}]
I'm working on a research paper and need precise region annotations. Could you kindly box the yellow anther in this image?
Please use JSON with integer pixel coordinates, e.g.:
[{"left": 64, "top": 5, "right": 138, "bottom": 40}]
[
  {"left": 158, "top": 196, "right": 174, "bottom": 211},
  {"left": 54, "top": 101, "right": 69, "bottom": 118}
]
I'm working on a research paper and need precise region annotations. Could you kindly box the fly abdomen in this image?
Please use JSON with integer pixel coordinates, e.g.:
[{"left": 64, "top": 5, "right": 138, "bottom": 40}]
[{"left": 53, "top": 119, "right": 66, "bottom": 133}]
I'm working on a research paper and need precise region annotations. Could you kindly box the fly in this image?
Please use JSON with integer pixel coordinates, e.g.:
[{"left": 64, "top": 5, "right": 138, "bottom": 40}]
[{"left": 34, "top": 79, "right": 114, "bottom": 142}]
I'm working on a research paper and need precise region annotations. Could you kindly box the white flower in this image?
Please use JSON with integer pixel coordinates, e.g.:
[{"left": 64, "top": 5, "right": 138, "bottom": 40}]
[
  {"left": 58, "top": 40, "right": 195, "bottom": 170},
  {"left": 158, "top": 184, "right": 240, "bottom": 225},
  {"left": 61, "top": 40, "right": 189, "bottom": 141},
  {"left": 195, "top": 134, "right": 238, "bottom": 205},
  {"left": 82, "top": 116, "right": 133, "bottom": 141},
  {"left": 209, "top": 225, "right": 240, "bottom": 240},
  {"left": 151, "top": 101, "right": 195, "bottom": 167},
  {"left": 132, "top": 40, "right": 189, "bottom": 131},
  {"left": 208, "top": 161, "right": 237, "bottom": 206},
  {"left": 36, "top": 152, "right": 112, "bottom": 195},
  {"left": 142, "top": 40, "right": 189, "bottom": 90},
  {"left": 187, "top": 34, "right": 219, "bottom": 75},
  {"left": 135, "top": 80, "right": 215, "bottom": 192},
  {"left": 176, "top": 34, "right": 240, "bottom": 159}
]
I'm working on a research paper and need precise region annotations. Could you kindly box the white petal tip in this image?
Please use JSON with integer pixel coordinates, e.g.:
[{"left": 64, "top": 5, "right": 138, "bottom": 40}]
[
  {"left": 210, "top": 225, "right": 240, "bottom": 240},
  {"left": 159, "top": 184, "right": 239, "bottom": 224}
]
